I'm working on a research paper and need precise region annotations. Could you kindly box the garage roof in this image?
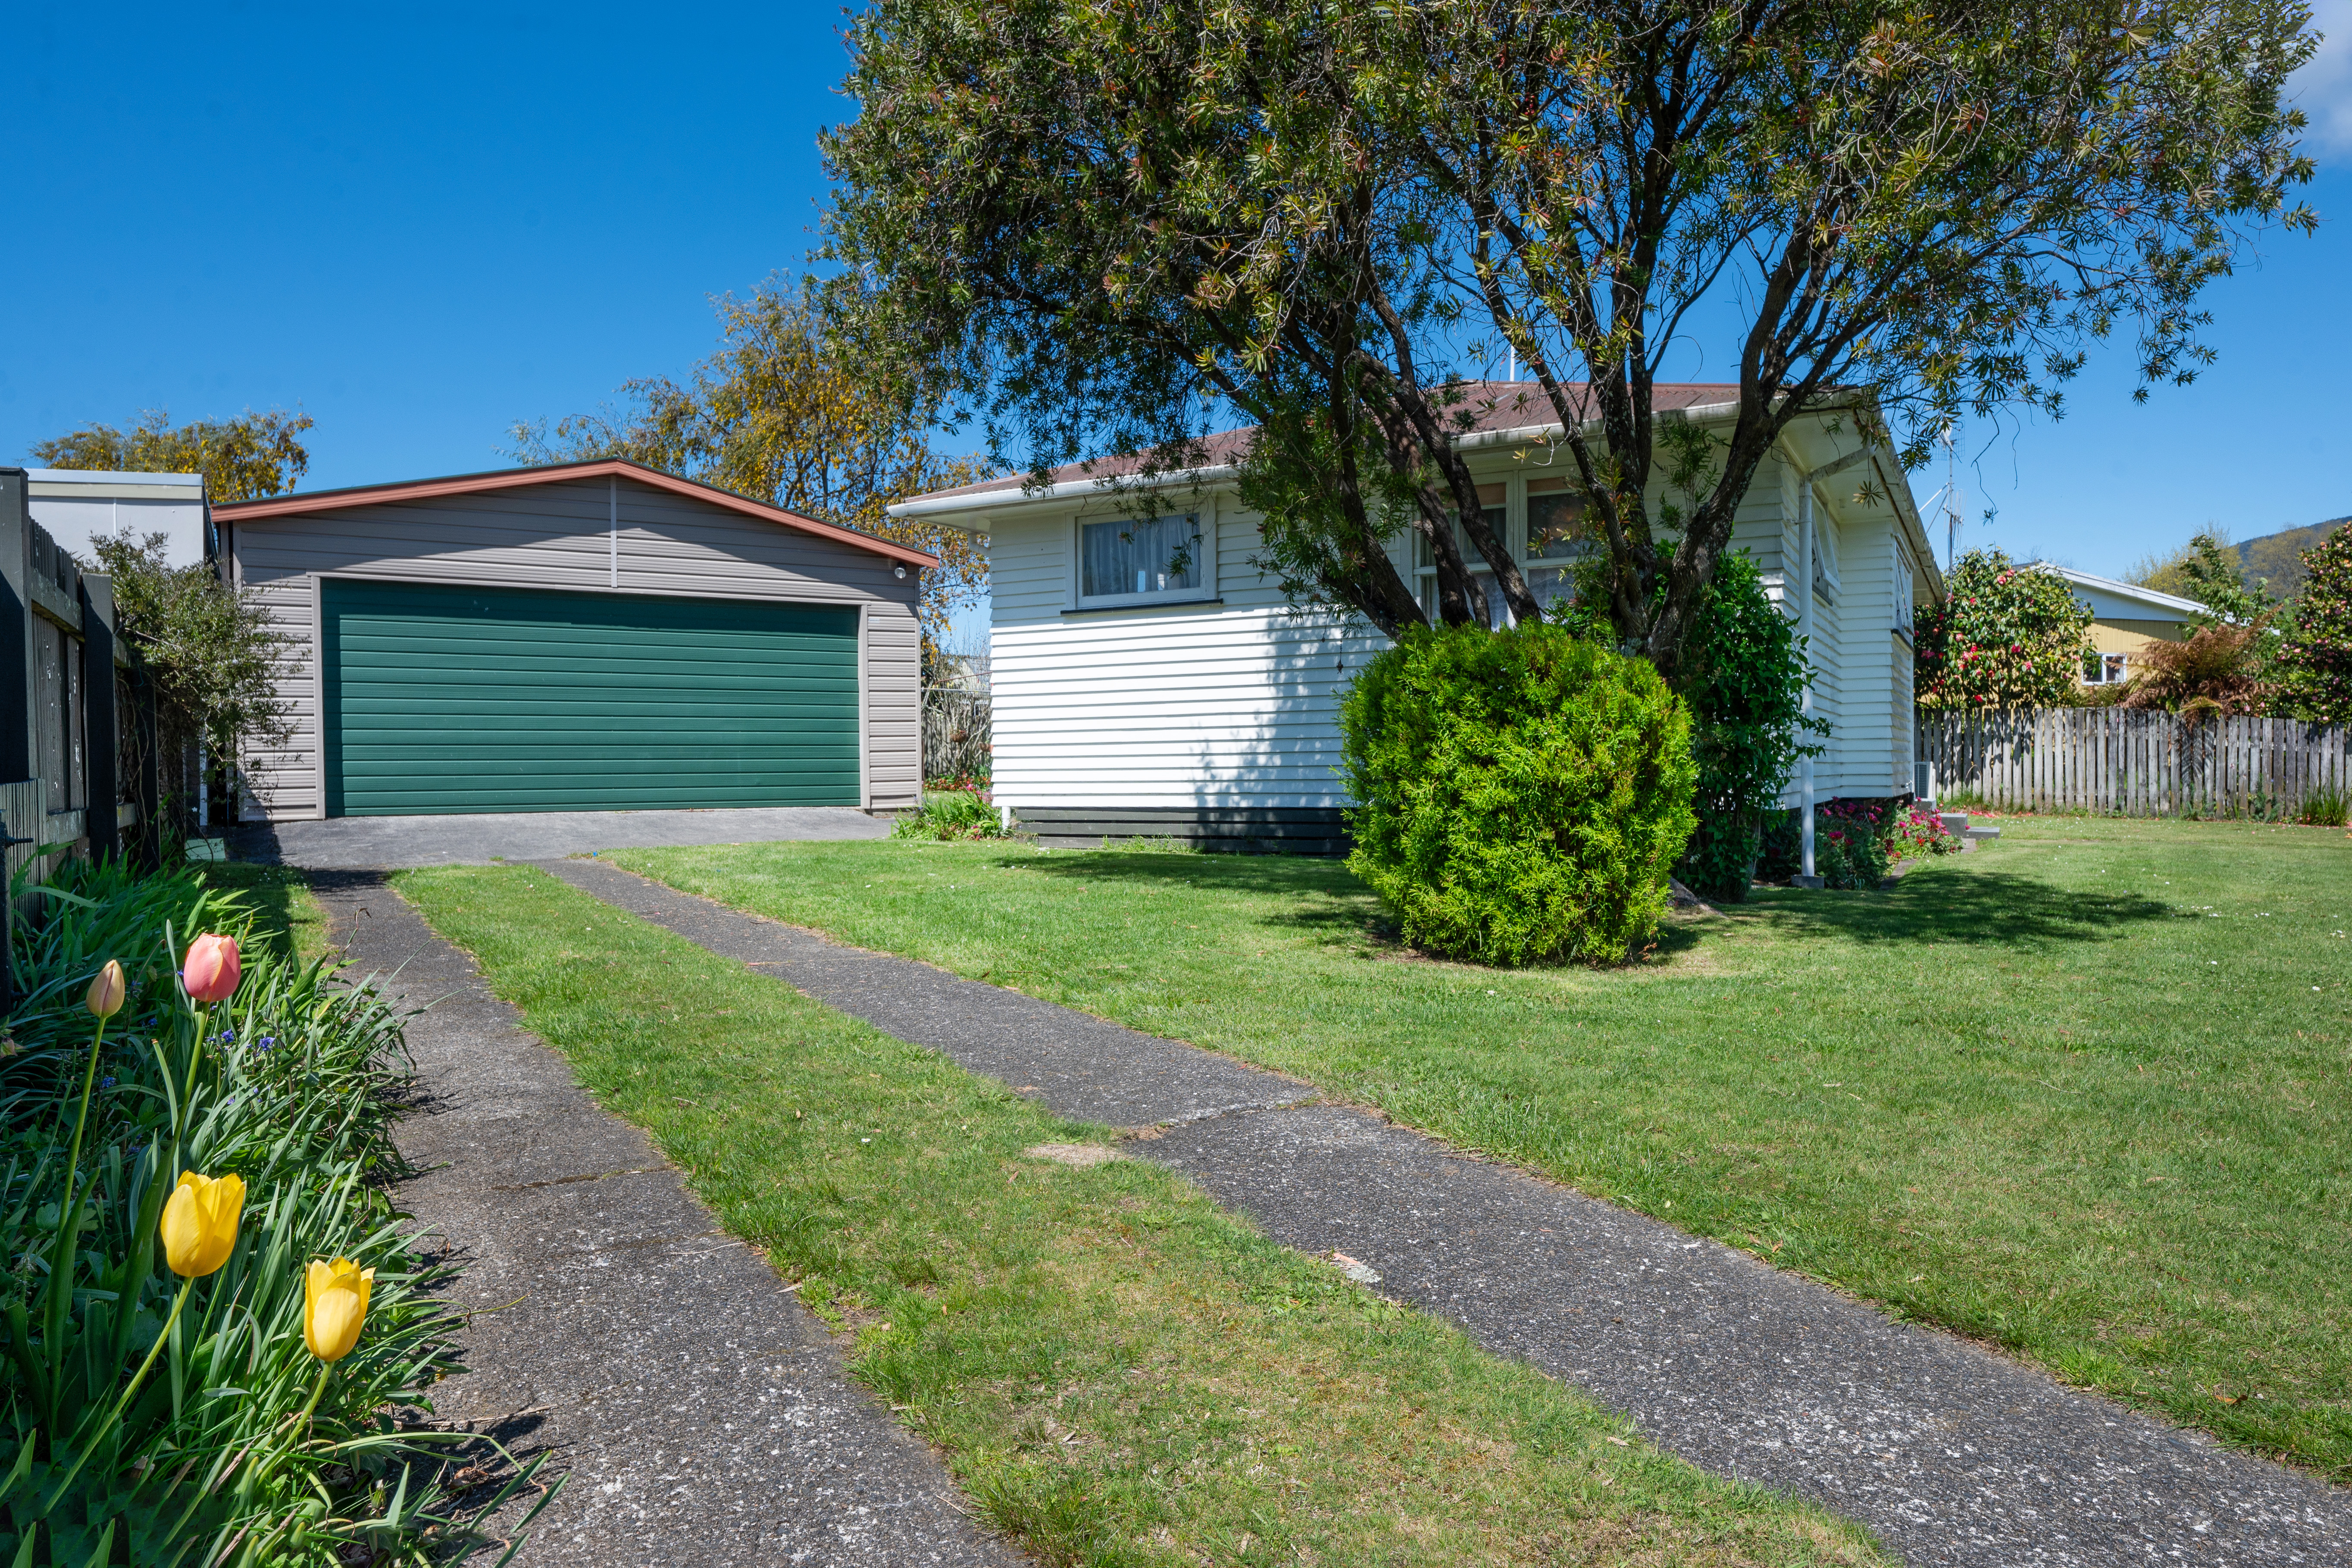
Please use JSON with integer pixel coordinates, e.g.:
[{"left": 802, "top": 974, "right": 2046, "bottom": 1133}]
[{"left": 216, "top": 458, "right": 941, "bottom": 570}]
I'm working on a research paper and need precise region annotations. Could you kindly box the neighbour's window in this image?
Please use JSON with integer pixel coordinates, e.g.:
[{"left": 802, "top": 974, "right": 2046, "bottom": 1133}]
[
  {"left": 2082, "top": 651, "right": 2130, "bottom": 685},
  {"left": 1079, "top": 514, "right": 1204, "bottom": 603}
]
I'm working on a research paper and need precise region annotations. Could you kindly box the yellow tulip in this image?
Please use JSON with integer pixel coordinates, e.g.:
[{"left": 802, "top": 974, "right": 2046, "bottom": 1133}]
[
  {"left": 303, "top": 1258, "right": 373, "bottom": 1363},
  {"left": 159, "top": 1172, "right": 243, "bottom": 1278},
  {"left": 85, "top": 960, "right": 125, "bottom": 1020}
]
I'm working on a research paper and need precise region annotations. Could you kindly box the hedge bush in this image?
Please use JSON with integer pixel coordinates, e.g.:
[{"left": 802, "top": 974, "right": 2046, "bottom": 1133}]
[{"left": 1340, "top": 623, "right": 1696, "bottom": 966}]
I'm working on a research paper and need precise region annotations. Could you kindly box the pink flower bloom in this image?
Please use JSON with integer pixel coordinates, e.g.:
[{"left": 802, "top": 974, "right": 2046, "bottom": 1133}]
[{"left": 183, "top": 934, "right": 241, "bottom": 1005}]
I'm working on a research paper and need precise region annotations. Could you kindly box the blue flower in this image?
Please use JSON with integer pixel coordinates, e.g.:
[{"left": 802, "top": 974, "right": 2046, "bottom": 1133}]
[
  {"left": 254, "top": 1036, "right": 277, "bottom": 1051},
  {"left": 100, "top": 1076, "right": 115, "bottom": 1089}
]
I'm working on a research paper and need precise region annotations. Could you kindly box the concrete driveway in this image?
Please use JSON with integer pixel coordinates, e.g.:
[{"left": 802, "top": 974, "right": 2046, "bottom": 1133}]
[{"left": 232, "top": 807, "right": 893, "bottom": 870}]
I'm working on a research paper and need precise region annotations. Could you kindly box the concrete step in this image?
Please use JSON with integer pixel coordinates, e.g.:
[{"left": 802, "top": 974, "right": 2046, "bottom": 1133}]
[{"left": 1938, "top": 810, "right": 2000, "bottom": 843}]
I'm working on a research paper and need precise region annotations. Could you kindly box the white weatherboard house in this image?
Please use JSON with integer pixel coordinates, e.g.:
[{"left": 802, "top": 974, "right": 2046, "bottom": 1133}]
[{"left": 892, "top": 384, "right": 1948, "bottom": 850}]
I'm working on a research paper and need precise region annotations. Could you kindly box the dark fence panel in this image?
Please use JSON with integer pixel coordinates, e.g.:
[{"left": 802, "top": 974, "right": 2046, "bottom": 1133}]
[
  {"left": 922, "top": 688, "right": 992, "bottom": 786},
  {"left": 0, "top": 469, "right": 158, "bottom": 1006},
  {"left": 1919, "top": 707, "right": 2352, "bottom": 817}
]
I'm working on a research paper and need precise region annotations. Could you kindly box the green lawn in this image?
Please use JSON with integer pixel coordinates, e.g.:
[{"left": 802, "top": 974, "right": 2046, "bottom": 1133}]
[
  {"left": 614, "top": 817, "right": 2352, "bottom": 1477},
  {"left": 200, "top": 861, "right": 331, "bottom": 968},
  {"left": 394, "top": 864, "right": 1884, "bottom": 1568}
]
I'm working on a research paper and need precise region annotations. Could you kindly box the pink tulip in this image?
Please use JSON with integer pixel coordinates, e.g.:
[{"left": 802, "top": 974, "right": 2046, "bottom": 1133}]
[{"left": 182, "top": 934, "right": 241, "bottom": 1005}]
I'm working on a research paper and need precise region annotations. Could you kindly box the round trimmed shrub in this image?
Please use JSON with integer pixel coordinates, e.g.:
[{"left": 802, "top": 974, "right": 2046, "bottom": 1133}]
[{"left": 1340, "top": 623, "right": 1697, "bottom": 966}]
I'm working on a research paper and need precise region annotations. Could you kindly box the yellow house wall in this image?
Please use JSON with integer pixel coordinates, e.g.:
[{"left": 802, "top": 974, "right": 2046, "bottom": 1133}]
[{"left": 2092, "top": 617, "right": 2189, "bottom": 656}]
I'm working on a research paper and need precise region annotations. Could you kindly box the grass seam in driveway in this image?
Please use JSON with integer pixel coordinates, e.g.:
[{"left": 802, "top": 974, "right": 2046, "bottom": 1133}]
[
  {"left": 610, "top": 818, "right": 2352, "bottom": 1477},
  {"left": 394, "top": 862, "right": 1888, "bottom": 1568}
]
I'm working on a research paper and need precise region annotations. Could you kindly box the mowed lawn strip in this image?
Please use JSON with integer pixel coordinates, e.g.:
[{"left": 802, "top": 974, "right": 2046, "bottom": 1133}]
[
  {"left": 615, "top": 817, "right": 2352, "bottom": 1476},
  {"left": 392, "top": 864, "right": 1884, "bottom": 1568}
]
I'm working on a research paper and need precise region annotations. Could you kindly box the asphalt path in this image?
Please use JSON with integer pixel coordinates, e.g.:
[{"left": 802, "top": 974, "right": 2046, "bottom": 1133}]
[
  {"left": 545, "top": 854, "right": 2351, "bottom": 1568},
  {"left": 315, "top": 872, "right": 1020, "bottom": 1568},
  {"left": 238, "top": 807, "right": 891, "bottom": 870}
]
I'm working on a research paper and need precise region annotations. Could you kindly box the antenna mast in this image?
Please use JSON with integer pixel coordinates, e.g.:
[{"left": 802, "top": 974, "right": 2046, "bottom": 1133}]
[{"left": 1940, "top": 425, "right": 1963, "bottom": 570}]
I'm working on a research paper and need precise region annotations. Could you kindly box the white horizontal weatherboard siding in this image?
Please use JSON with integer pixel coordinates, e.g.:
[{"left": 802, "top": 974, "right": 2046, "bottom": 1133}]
[{"left": 993, "top": 503, "right": 1380, "bottom": 811}]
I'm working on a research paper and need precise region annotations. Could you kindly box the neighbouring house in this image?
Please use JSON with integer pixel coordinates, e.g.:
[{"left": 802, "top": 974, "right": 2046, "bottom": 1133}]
[
  {"left": 27, "top": 466, "right": 210, "bottom": 566},
  {"left": 2038, "top": 566, "right": 2208, "bottom": 689},
  {"left": 211, "top": 459, "right": 932, "bottom": 820},
  {"left": 891, "top": 384, "right": 1947, "bottom": 850}
]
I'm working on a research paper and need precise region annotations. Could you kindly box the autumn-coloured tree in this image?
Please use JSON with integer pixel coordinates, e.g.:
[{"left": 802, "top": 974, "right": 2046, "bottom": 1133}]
[
  {"left": 2277, "top": 523, "right": 2352, "bottom": 722},
  {"left": 2122, "top": 620, "right": 2274, "bottom": 717},
  {"left": 34, "top": 409, "right": 312, "bottom": 502},
  {"left": 512, "top": 279, "right": 991, "bottom": 645},
  {"left": 1915, "top": 550, "right": 2094, "bottom": 710}
]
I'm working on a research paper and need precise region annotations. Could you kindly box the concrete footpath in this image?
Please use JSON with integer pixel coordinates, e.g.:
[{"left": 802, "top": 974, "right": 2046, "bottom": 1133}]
[
  {"left": 544, "top": 856, "right": 2351, "bottom": 1568},
  {"left": 313, "top": 873, "right": 1020, "bottom": 1568}
]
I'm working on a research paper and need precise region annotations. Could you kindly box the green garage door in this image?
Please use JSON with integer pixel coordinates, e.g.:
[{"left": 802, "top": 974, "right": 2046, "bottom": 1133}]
[{"left": 323, "top": 580, "right": 860, "bottom": 816}]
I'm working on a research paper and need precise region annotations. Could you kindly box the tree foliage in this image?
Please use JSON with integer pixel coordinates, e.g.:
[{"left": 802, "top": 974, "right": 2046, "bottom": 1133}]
[
  {"left": 91, "top": 531, "right": 291, "bottom": 815},
  {"left": 2130, "top": 529, "right": 2277, "bottom": 625},
  {"left": 1667, "top": 553, "right": 1825, "bottom": 901},
  {"left": 1915, "top": 549, "right": 2094, "bottom": 710},
  {"left": 2121, "top": 618, "right": 2274, "bottom": 716},
  {"left": 2277, "top": 523, "right": 2352, "bottom": 722},
  {"left": 823, "top": 0, "right": 2314, "bottom": 674},
  {"left": 511, "top": 279, "right": 992, "bottom": 644},
  {"left": 33, "top": 410, "right": 312, "bottom": 503}
]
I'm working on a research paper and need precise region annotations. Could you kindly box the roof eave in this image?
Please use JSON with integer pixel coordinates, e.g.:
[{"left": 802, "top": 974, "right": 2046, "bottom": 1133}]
[{"left": 217, "top": 459, "right": 941, "bottom": 570}]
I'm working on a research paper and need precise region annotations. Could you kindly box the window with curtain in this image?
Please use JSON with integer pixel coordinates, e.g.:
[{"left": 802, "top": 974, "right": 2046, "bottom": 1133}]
[{"left": 1080, "top": 514, "right": 1204, "bottom": 602}]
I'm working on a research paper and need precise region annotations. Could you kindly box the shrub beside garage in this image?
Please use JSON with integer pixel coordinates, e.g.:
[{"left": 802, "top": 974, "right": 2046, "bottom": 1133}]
[{"left": 0, "top": 860, "right": 549, "bottom": 1562}]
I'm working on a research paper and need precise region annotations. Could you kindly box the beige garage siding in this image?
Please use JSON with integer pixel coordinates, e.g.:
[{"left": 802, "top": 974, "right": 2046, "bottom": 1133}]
[{"left": 230, "top": 475, "right": 922, "bottom": 820}]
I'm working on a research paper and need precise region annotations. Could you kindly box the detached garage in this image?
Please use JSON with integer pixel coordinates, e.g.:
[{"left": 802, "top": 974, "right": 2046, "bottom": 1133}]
[{"left": 213, "top": 460, "right": 934, "bottom": 821}]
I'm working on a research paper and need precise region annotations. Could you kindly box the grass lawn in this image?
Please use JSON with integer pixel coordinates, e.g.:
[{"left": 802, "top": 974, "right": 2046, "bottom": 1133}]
[
  {"left": 614, "top": 816, "right": 2352, "bottom": 1477},
  {"left": 394, "top": 864, "right": 1883, "bottom": 1568},
  {"left": 200, "top": 861, "right": 331, "bottom": 967}
]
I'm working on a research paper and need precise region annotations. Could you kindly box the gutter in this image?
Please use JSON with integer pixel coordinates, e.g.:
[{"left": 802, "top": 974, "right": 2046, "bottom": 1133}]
[{"left": 887, "top": 397, "right": 1756, "bottom": 524}]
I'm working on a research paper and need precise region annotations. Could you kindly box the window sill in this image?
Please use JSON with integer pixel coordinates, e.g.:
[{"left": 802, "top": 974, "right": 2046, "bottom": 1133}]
[{"left": 1063, "top": 597, "right": 1225, "bottom": 617}]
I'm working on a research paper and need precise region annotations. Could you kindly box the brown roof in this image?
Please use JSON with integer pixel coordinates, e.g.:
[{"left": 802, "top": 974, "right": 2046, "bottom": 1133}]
[
  {"left": 216, "top": 458, "right": 941, "bottom": 570},
  {"left": 903, "top": 381, "right": 1740, "bottom": 505}
]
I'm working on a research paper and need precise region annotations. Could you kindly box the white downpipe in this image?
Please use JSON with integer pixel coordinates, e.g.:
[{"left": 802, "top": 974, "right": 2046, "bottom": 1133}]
[{"left": 1798, "top": 482, "right": 1815, "bottom": 881}]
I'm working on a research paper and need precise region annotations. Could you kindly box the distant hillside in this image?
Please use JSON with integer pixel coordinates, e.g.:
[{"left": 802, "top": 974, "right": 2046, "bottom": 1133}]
[{"left": 2238, "top": 519, "right": 2349, "bottom": 600}]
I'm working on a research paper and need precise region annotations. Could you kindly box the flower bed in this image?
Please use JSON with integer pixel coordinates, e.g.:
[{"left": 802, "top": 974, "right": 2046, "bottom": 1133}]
[{"left": 0, "top": 858, "right": 552, "bottom": 1564}]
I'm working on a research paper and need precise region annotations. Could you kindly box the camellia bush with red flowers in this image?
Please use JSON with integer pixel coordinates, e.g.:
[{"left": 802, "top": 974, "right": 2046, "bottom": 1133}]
[
  {"left": 1915, "top": 549, "right": 2095, "bottom": 710},
  {"left": 2278, "top": 521, "right": 2352, "bottom": 722}
]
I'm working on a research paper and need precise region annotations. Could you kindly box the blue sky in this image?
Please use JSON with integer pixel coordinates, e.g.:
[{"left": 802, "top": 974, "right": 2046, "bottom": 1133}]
[{"left": 5, "top": 0, "right": 2346, "bottom": 615}]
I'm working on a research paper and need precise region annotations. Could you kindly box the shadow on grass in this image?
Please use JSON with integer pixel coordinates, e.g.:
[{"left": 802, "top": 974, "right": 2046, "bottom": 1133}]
[
  {"left": 1730, "top": 866, "right": 2174, "bottom": 947},
  {"left": 200, "top": 862, "right": 321, "bottom": 964},
  {"left": 989, "top": 846, "right": 2175, "bottom": 959}
]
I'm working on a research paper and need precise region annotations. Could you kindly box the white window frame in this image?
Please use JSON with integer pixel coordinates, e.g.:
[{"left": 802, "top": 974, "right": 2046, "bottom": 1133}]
[
  {"left": 1810, "top": 485, "right": 1841, "bottom": 602},
  {"left": 2084, "top": 651, "right": 2130, "bottom": 686},
  {"left": 1892, "top": 540, "right": 1915, "bottom": 633},
  {"left": 1069, "top": 503, "right": 1218, "bottom": 610}
]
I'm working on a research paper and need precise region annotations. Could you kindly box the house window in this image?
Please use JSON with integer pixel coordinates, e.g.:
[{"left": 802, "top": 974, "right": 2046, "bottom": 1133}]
[
  {"left": 1893, "top": 545, "right": 1915, "bottom": 633},
  {"left": 1078, "top": 514, "right": 1206, "bottom": 604},
  {"left": 2082, "top": 651, "right": 2129, "bottom": 685},
  {"left": 1415, "top": 504, "right": 1509, "bottom": 627},
  {"left": 1525, "top": 488, "right": 1588, "bottom": 616},
  {"left": 1810, "top": 491, "right": 1839, "bottom": 602}
]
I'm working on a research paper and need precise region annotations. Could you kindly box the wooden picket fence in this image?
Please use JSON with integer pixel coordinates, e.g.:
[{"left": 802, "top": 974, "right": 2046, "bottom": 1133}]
[
  {"left": 1917, "top": 707, "right": 2352, "bottom": 817},
  {"left": 921, "top": 688, "right": 992, "bottom": 786}
]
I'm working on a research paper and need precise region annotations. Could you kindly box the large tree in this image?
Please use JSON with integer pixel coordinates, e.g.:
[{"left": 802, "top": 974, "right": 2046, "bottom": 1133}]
[
  {"left": 823, "top": 0, "right": 2314, "bottom": 676},
  {"left": 34, "top": 408, "right": 312, "bottom": 502},
  {"left": 511, "top": 279, "right": 991, "bottom": 646}
]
